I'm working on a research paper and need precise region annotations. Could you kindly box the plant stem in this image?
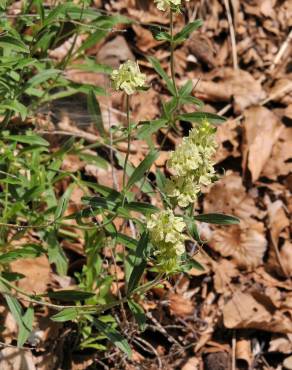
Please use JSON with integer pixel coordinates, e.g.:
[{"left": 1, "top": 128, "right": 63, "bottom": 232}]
[
  {"left": 122, "top": 94, "right": 131, "bottom": 191},
  {"left": 170, "top": 10, "right": 178, "bottom": 97}
]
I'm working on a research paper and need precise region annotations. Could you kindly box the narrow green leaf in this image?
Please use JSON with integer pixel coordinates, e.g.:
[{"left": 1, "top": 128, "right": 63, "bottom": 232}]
[
  {"left": 48, "top": 290, "right": 95, "bottom": 301},
  {"left": 55, "top": 184, "right": 74, "bottom": 220},
  {"left": 0, "top": 35, "right": 29, "bottom": 53},
  {"left": 174, "top": 20, "right": 203, "bottom": 43},
  {"left": 193, "top": 213, "right": 240, "bottom": 225},
  {"left": 6, "top": 134, "right": 49, "bottom": 146},
  {"left": 147, "top": 56, "right": 176, "bottom": 96},
  {"left": 178, "top": 112, "right": 226, "bottom": 125},
  {"left": 128, "top": 232, "right": 148, "bottom": 293},
  {"left": 51, "top": 307, "right": 79, "bottom": 322},
  {"left": 18, "top": 307, "right": 34, "bottom": 347},
  {"left": 128, "top": 300, "right": 146, "bottom": 331},
  {"left": 137, "top": 119, "right": 168, "bottom": 140},
  {"left": 125, "top": 202, "right": 159, "bottom": 215},
  {"left": 0, "top": 244, "right": 44, "bottom": 264},
  {"left": 87, "top": 90, "right": 106, "bottom": 136},
  {"left": 94, "top": 319, "right": 132, "bottom": 358},
  {"left": 126, "top": 150, "right": 159, "bottom": 190}
]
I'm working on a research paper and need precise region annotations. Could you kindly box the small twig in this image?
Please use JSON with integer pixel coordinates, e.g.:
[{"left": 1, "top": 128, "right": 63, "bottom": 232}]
[
  {"left": 269, "top": 29, "right": 292, "bottom": 72},
  {"left": 232, "top": 331, "right": 236, "bottom": 370},
  {"left": 223, "top": 0, "right": 238, "bottom": 69},
  {"left": 132, "top": 336, "right": 162, "bottom": 369}
]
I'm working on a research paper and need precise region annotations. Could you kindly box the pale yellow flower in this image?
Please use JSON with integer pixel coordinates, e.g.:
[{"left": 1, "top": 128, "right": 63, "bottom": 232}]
[
  {"left": 166, "top": 120, "right": 217, "bottom": 207},
  {"left": 111, "top": 60, "right": 146, "bottom": 95},
  {"left": 154, "top": 0, "right": 189, "bottom": 12},
  {"left": 147, "top": 209, "right": 186, "bottom": 272}
]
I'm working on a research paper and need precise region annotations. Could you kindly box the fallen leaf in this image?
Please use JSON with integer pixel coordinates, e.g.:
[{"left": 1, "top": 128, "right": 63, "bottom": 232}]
[
  {"left": 209, "top": 222, "right": 267, "bottom": 269},
  {"left": 0, "top": 347, "right": 36, "bottom": 370},
  {"left": 262, "top": 127, "right": 292, "bottom": 180},
  {"left": 169, "top": 293, "right": 194, "bottom": 317},
  {"left": 242, "top": 106, "right": 283, "bottom": 182},
  {"left": 182, "top": 357, "right": 200, "bottom": 370},
  {"left": 194, "top": 68, "right": 266, "bottom": 113},
  {"left": 10, "top": 255, "right": 51, "bottom": 296},
  {"left": 223, "top": 291, "right": 292, "bottom": 333}
]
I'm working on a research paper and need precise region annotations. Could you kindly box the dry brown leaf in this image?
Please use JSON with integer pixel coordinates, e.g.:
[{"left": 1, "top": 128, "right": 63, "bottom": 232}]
[
  {"left": 214, "top": 120, "right": 240, "bottom": 163},
  {"left": 194, "top": 68, "right": 266, "bottom": 113},
  {"left": 0, "top": 347, "right": 36, "bottom": 370},
  {"left": 266, "top": 199, "right": 290, "bottom": 277},
  {"left": 130, "top": 88, "right": 160, "bottom": 122},
  {"left": 169, "top": 293, "right": 194, "bottom": 317},
  {"left": 213, "top": 259, "right": 238, "bottom": 294},
  {"left": 242, "top": 106, "right": 283, "bottom": 182},
  {"left": 96, "top": 36, "right": 134, "bottom": 68},
  {"left": 223, "top": 291, "right": 292, "bottom": 333},
  {"left": 284, "top": 355, "right": 292, "bottom": 370},
  {"left": 204, "top": 171, "right": 265, "bottom": 222},
  {"left": 209, "top": 222, "right": 267, "bottom": 269},
  {"left": 132, "top": 25, "right": 162, "bottom": 52},
  {"left": 10, "top": 256, "right": 51, "bottom": 296},
  {"left": 269, "top": 335, "right": 292, "bottom": 354},
  {"left": 262, "top": 127, "right": 292, "bottom": 179},
  {"left": 280, "top": 241, "right": 292, "bottom": 277},
  {"left": 181, "top": 357, "right": 200, "bottom": 370}
]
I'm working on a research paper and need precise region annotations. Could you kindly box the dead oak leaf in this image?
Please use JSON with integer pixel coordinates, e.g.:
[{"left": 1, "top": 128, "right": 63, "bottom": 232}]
[
  {"left": 204, "top": 171, "right": 265, "bottom": 222},
  {"left": 194, "top": 68, "right": 266, "bottom": 113},
  {"left": 262, "top": 127, "right": 292, "bottom": 180},
  {"left": 169, "top": 293, "right": 194, "bottom": 317},
  {"left": 223, "top": 291, "right": 292, "bottom": 333},
  {"left": 209, "top": 222, "right": 267, "bottom": 269},
  {"left": 242, "top": 106, "right": 283, "bottom": 182}
]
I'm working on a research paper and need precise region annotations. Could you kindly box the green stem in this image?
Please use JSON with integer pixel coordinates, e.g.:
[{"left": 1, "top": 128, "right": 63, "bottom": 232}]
[
  {"left": 170, "top": 10, "right": 178, "bottom": 97},
  {"left": 122, "top": 94, "right": 131, "bottom": 192}
]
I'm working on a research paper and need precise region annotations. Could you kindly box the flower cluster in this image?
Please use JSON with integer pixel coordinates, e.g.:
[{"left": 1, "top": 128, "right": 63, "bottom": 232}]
[
  {"left": 111, "top": 60, "right": 146, "bottom": 95},
  {"left": 166, "top": 120, "right": 217, "bottom": 208},
  {"left": 147, "top": 209, "right": 186, "bottom": 273},
  {"left": 154, "top": 0, "right": 189, "bottom": 12}
]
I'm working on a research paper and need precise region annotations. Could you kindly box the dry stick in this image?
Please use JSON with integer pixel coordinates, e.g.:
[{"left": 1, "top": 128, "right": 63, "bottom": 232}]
[
  {"left": 132, "top": 336, "right": 163, "bottom": 369},
  {"left": 223, "top": 0, "right": 238, "bottom": 70},
  {"left": 269, "top": 29, "right": 292, "bottom": 72},
  {"left": 232, "top": 331, "right": 236, "bottom": 370}
]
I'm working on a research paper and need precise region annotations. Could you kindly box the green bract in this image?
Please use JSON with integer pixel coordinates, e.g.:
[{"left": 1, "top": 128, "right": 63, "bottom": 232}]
[
  {"left": 147, "top": 209, "right": 186, "bottom": 273},
  {"left": 111, "top": 60, "right": 146, "bottom": 95}
]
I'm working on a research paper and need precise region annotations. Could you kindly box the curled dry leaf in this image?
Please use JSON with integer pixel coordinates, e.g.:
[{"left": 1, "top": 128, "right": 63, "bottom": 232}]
[
  {"left": 209, "top": 222, "right": 267, "bottom": 269},
  {"left": 223, "top": 291, "right": 292, "bottom": 333},
  {"left": 194, "top": 68, "right": 266, "bottom": 113},
  {"left": 242, "top": 106, "right": 283, "bottom": 182}
]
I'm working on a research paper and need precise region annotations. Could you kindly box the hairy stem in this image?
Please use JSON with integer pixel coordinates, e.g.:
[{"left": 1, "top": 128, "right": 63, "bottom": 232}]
[
  {"left": 122, "top": 94, "right": 131, "bottom": 191},
  {"left": 170, "top": 10, "right": 178, "bottom": 97}
]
